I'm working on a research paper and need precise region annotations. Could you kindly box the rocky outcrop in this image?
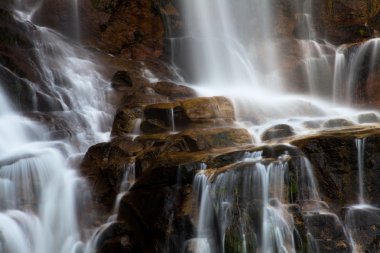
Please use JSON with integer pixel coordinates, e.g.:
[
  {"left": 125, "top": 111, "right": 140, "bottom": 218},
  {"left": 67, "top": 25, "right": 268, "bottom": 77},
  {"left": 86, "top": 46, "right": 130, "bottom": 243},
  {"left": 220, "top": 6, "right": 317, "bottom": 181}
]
[
  {"left": 81, "top": 116, "right": 380, "bottom": 253},
  {"left": 291, "top": 127, "right": 380, "bottom": 209},
  {"left": 311, "top": 0, "right": 380, "bottom": 45},
  {"left": 141, "top": 97, "right": 235, "bottom": 134}
]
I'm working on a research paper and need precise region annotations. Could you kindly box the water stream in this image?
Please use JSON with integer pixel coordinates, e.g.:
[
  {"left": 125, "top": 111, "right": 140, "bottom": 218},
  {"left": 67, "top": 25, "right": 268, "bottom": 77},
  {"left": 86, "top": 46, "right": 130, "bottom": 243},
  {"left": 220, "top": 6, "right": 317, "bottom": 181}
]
[
  {"left": 2, "top": 0, "right": 380, "bottom": 253},
  {"left": 0, "top": 1, "right": 113, "bottom": 253}
]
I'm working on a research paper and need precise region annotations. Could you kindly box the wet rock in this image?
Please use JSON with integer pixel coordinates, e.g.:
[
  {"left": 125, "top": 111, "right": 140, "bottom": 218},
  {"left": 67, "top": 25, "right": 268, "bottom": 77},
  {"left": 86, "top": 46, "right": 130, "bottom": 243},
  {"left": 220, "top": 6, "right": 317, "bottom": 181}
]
[
  {"left": 303, "top": 120, "right": 323, "bottom": 129},
  {"left": 261, "top": 124, "right": 295, "bottom": 141},
  {"left": 323, "top": 118, "right": 355, "bottom": 128},
  {"left": 111, "top": 107, "right": 141, "bottom": 136},
  {"left": 304, "top": 213, "right": 352, "bottom": 253},
  {"left": 152, "top": 81, "right": 197, "bottom": 100},
  {"left": 96, "top": 222, "right": 143, "bottom": 253},
  {"left": 96, "top": 0, "right": 165, "bottom": 59},
  {"left": 345, "top": 207, "right": 380, "bottom": 253},
  {"left": 357, "top": 112, "right": 379, "bottom": 123},
  {"left": 291, "top": 127, "right": 380, "bottom": 210},
  {"left": 312, "top": 0, "right": 379, "bottom": 45},
  {"left": 32, "top": 0, "right": 109, "bottom": 44},
  {"left": 117, "top": 163, "right": 199, "bottom": 252},
  {"left": 80, "top": 138, "right": 143, "bottom": 213},
  {"left": 141, "top": 96, "right": 235, "bottom": 133},
  {"left": 111, "top": 71, "right": 133, "bottom": 91},
  {"left": 162, "top": 127, "right": 253, "bottom": 152}
]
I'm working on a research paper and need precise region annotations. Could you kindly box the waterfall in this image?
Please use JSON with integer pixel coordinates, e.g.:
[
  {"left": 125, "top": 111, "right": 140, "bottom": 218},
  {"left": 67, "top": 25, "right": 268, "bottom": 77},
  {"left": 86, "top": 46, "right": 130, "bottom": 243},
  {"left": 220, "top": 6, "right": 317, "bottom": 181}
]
[
  {"left": 355, "top": 138, "right": 366, "bottom": 204},
  {"left": 0, "top": 1, "right": 113, "bottom": 252},
  {"left": 178, "top": 0, "right": 280, "bottom": 90},
  {"left": 191, "top": 151, "right": 326, "bottom": 253}
]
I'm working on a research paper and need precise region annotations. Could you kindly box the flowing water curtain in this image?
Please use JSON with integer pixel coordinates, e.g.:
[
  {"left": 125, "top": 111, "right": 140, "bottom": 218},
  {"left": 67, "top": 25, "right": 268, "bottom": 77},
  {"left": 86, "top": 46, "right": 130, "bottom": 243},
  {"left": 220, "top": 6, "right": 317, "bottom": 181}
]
[
  {"left": 193, "top": 160, "right": 297, "bottom": 253},
  {"left": 177, "top": 0, "right": 281, "bottom": 90},
  {"left": 0, "top": 1, "right": 113, "bottom": 252}
]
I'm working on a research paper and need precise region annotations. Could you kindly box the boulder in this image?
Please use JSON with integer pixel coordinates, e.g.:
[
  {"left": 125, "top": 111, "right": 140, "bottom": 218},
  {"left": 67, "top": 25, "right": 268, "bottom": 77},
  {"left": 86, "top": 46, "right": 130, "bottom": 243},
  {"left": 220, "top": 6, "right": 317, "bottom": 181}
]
[
  {"left": 322, "top": 118, "right": 355, "bottom": 128},
  {"left": 357, "top": 112, "right": 380, "bottom": 123},
  {"left": 261, "top": 124, "right": 295, "bottom": 141},
  {"left": 141, "top": 96, "right": 235, "bottom": 133},
  {"left": 111, "top": 71, "right": 133, "bottom": 91},
  {"left": 152, "top": 81, "right": 196, "bottom": 100},
  {"left": 80, "top": 137, "right": 143, "bottom": 213},
  {"left": 111, "top": 107, "right": 141, "bottom": 136}
]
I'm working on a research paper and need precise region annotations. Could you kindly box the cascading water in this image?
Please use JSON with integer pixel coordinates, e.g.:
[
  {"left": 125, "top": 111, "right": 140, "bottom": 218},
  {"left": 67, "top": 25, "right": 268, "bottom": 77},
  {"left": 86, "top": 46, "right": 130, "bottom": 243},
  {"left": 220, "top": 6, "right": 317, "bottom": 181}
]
[
  {"left": 175, "top": 0, "right": 380, "bottom": 143},
  {"left": 173, "top": 0, "right": 380, "bottom": 252},
  {"left": 188, "top": 150, "right": 332, "bottom": 253},
  {"left": 0, "top": 1, "right": 113, "bottom": 253},
  {"left": 344, "top": 138, "right": 380, "bottom": 253}
]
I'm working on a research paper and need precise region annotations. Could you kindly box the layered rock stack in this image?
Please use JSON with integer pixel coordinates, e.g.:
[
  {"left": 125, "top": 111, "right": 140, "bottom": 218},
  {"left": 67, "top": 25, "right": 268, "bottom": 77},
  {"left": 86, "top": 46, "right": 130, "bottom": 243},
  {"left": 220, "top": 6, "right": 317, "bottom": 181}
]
[{"left": 80, "top": 66, "right": 380, "bottom": 252}]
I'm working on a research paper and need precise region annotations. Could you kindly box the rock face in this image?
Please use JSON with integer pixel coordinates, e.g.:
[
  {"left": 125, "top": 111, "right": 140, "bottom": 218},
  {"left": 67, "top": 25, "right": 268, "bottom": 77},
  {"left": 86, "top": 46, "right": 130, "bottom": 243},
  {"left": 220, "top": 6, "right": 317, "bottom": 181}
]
[
  {"left": 312, "top": 0, "right": 380, "bottom": 44},
  {"left": 141, "top": 96, "right": 235, "bottom": 133},
  {"left": 81, "top": 112, "right": 380, "bottom": 253},
  {"left": 291, "top": 127, "right": 380, "bottom": 210}
]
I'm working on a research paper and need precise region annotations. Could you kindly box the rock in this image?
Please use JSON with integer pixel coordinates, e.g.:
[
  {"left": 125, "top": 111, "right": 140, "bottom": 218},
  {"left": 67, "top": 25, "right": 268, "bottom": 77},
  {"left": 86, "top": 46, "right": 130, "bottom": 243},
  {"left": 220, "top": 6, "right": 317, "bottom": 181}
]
[
  {"left": 291, "top": 127, "right": 380, "bottom": 210},
  {"left": 117, "top": 163, "right": 199, "bottom": 252},
  {"left": 141, "top": 96, "right": 235, "bottom": 133},
  {"left": 312, "top": 0, "right": 379, "bottom": 45},
  {"left": 122, "top": 87, "right": 169, "bottom": 108},
  {"left": 95, "top": 222, "right": 143, "bottom": 253},
  {"left": 357, "top": 112, "right": 379, "bottom": 123},
  {"left": 344, "top": 207, "right": 380, "bottom": 253},
  {"left": 111, "top": 71, "right": 133, "bottom": 91},
  {"left": 303, "top": 213, "right": 352, "bottom": 253},
  {"left": 152, "top": 81, "right": 197, "bottom": 100},
  {"left": 322, "top": 118, "right": 355, "bottom": 128},
  {"left": 303, "top": 120, "right": 323, "bottom": 129},
  {"left": 261, "top": 124, "right": 295, "bottom": 141},
  {"left": 162, "top": 127, "right": 253, "bottom": 152},
  {"left": 111, "top": 107, "right": 141, "bottom": 136},
  {"left": 182, "top": 96, "right": 234, "bottom": 121},
  {"left": 80, "top": 138, "right": 143, "bottom": 213},
  {"left": 96, "top": 0, "right": 165, "bottom": 59},
  {"left": 32, "top": 0, "right": 109, "bottom": 44}
]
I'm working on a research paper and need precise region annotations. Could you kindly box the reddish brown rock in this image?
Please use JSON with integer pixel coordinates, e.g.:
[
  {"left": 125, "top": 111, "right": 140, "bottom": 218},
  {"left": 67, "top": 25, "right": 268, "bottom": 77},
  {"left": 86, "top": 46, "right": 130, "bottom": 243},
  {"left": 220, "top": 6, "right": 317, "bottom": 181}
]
[
  {"left": 141, "top": 96, "right": 235, "bottom": 134},
  {"left": 80, "top": 137, "right": 143, "bottom": 212},
  {"left": 152, "top": 81, "right": 197, "bottom": 100}
]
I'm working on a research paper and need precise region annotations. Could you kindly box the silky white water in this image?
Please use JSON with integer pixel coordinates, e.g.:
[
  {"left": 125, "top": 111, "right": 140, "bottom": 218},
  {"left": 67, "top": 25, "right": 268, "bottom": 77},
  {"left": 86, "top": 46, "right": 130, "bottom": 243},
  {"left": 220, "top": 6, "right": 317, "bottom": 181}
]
[
  {"left": 0, "top": 1, "right": 113, "bottom": 253},
  {"left": 192, "top": 151, "right": 324, "bottom": 253},
  {"left": 175, "top": 0, "right": 380, "bottom": 252}
]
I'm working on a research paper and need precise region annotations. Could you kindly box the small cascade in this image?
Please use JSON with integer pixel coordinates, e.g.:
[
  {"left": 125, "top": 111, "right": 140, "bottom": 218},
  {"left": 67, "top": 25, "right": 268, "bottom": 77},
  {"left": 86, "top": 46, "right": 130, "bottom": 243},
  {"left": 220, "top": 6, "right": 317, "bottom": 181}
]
[
  {"left": 0, "top": 1, "right": 114, "bottom": 252},
  {"left": 295, "top": 0, "right": 337, "bottom": 99},
  {"left": 356, "top": 138, "right": 366, "bottom": 204},
  {"left": 111, "top": 163, "right": 136, "bottom": 220},
  {"left": 345, "top": 39, "right": 380, "bottom": 105},
  {"left": 332, "top": 50, "right": 347, "bottom": 104},
  {"left": 70, "top": 0, "right": 80, "bottom": 41},
  {"left": 169, "top": 108, "right": 176, "bottom": 132},
  {"left": 344, "top": 138, "right": 380, "bottom": 253},
  {"left": 191, "top": 150, "right": 327, "bottom": 253}
]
